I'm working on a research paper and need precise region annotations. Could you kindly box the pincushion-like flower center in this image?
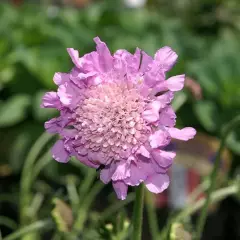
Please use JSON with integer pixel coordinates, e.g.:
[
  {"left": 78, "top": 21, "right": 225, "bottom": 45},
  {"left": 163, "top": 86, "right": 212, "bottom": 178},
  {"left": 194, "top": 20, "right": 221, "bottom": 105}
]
[{"left": 75, "top": 82, "right": 149, "bottom": 163}]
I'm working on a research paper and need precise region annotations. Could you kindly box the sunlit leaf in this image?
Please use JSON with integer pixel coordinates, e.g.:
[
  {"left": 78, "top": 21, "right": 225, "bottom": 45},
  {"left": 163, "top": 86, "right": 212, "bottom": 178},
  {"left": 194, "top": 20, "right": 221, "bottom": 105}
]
[{"left": 0, "top": 95, "right": 30, "bottom": 127}]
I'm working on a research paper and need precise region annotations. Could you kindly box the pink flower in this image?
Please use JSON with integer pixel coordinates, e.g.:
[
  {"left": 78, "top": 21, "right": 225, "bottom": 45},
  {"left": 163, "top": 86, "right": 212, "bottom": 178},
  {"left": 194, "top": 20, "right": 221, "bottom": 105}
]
[{"left": 41, "top": 37, "right": 196, "bottom": 200}]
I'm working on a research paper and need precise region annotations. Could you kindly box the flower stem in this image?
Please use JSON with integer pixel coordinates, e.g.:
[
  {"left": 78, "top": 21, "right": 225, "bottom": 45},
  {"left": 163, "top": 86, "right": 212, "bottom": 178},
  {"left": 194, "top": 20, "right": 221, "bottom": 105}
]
[
  {"left": 132, "top": 184, "right": 145, "bottom": 240},
  {"left": 145, "top": 191, "right": 159, "bottom": 240},
  {"left": 159, "top": 184, "right": 238, "bottom": 239},
  {"left": 102, "top": 193, "right": 135, "bottom": 221},
  {"left": 196, "top": 115, "right": 240, "bottom": 239},
  {"left": 2, "top": 219, "right": 53, "bottom": 240},
  {"left": 20, "top": 132, "right": 53, "bottom": 225}
]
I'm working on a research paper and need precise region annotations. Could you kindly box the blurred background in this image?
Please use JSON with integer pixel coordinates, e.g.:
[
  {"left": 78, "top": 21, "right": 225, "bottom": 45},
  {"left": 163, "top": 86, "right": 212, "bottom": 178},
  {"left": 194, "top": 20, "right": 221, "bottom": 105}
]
[{"left": 0, "top": 0, "right": 240, "bottom": 239}]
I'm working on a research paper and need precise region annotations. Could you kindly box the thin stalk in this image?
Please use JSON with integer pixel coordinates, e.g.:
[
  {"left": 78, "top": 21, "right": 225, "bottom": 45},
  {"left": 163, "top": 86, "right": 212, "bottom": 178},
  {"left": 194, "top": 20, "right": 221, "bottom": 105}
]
[
  {"left": 0, "top": 216, "right": 18, "bottom": 230},
  {"left": 2, "top": 219, "right": 53, "bottom": 240},
  {"left": 145, "top": 191, "right": 159, "bottom": 240},
  {"left": 177, "top": 185, "right": 238, "bottom": 222},
  {"left": 78, "top": 168, "right": 96, "bottom": 204},
  {"left": 187, "top": 180, "right": 210, "bottom": 204},
  {"left": 31, "top": 150, "right": 52, "bottom": 182},
  {"left": 66, "top": 176, "right": 80, "bottom": 214},
  {"left": 132, "top": 184, "right": 145, "bottom": 240},
  {"left": 73, "top": 182, "right": 105, "bottom": 234},
  {"left": 159, "top": 184, "right": 238, "bottom": 239},
  {"left": 101, "top": 193, "right": 135, "bottom": 221},
  {"left": 20, "top": 132, "right": 53, "bottom": 224},
  {"left": 27, "top": 193, "right": 44, "bottom": 219},
  {"left": 196, "top": 115, "right": 240, "bottom": 239}
]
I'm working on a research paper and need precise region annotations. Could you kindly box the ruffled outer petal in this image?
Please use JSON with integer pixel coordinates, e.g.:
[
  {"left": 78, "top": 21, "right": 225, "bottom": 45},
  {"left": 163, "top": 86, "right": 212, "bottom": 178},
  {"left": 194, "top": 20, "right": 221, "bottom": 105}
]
[
  {"left": 51, "top": 140, "right": 70, "bottom": 163},
  {"left": 111, "top": 161, "right": 131, "bottom": 181},
  {"left": 53, "top": 72, "right": 69, "bottom": 85},
  {"left": 142, "top": 101, "right": 161, "bottom": 122},
  {"left": 154, "top": 46, "right": 178, "bottom": 72},
  {"left": 151, "top": 150, "right": 175, "bottom": 168},
  {"left": 100, "top": 163, "right": 117, "bottom": 184},
  {"left": 168, "top": 127, "right": 196, "bottom": 141},
  {"left": 158, "top": 106, "right": 176, "bottom": 127},
  {"left": 149, "top": 128, "right": 171, "bottom": 148},
  {"left": 94, "top": 37, "right": 113, "bottom": 72},
  {"left": 113, "top": 181, "right": 128, "bottom": 200},
  {"left": 41, "top": 92, "right": 61, "bottom": 109},
  {"left": 67, "top": 48, "right": 82, "bottom": 69},
  {"left": 45, "top": 118, "right": 62, "bottom": 133},
  {"left": 166, "top": 74, "right": 185, "bottom": 91},
  {"left": 145, "top": 173, "right": 170, "bottom": 194},
  {"left": 57, "top": 82, "right": 82, "bottom": 109}
]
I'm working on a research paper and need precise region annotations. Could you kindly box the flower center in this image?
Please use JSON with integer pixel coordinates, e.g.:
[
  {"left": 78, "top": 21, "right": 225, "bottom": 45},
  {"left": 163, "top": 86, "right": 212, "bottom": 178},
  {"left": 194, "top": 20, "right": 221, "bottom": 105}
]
[{"left": 75, "top": 82, "right": 149, "bottom": 163}]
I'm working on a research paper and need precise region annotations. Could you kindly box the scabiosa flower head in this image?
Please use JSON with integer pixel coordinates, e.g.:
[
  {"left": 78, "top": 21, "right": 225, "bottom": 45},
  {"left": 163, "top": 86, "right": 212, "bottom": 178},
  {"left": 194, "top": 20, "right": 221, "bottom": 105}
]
[{"left": 41, "top": 37, "right": 196, "bottom": 200}]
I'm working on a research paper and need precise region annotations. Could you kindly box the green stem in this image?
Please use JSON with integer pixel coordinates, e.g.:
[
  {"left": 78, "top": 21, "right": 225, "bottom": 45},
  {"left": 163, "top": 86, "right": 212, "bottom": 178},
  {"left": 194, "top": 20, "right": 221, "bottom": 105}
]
[
  {"left": 177, "top": 185, "right": 238, "bottom": 222},
  {"left": 66, "top": 176, "right": 80, "bottom": 214},
  {"left": 31, "top": 150, "right": 52, "bottom": 182},
  {"left": 73, "top": 182, "right": 105, "bottom": 233},
  {"left": 145, "top": 191, "right": 159, "bottom": 240},
  {"left": 187, "top": 180, "right": 210, "bottom": 204},
  {"left": 20, "top": 132, "right": 53, "bottom": 225},
  {"left": 132, "top": 184, "right": 145, "bottom": 240},
  {"left": 159, "top": 184, "right": 238, "bottom": 239},
  {"left": 2, "top": 219, "right": 53, "bottom": 240},
  {"left": 0, "top": 216, "right": 18, "bottom": 230},
  {"left": 196, "top": 114, "right": 240, "bottom": 239},
  {"left": 101, "top": 193, "right": 135, "bottom": 221},
  {"left": 78, "top": 168, "right": 96, "bottom": 204}
]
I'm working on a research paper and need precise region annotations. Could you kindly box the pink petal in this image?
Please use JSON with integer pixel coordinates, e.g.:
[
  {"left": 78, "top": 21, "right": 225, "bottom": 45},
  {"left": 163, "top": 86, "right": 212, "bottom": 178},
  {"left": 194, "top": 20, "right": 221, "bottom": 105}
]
[
  {"left": 149, "top": 128, "right": 171, "bottom": 148},
  {"left": 132, "top": 48, "right": 141, "bottom": 71},
  {"left": 94, "top": 37, "right": 113, "bottom": 72},
  {"left": 67, "top": 48, "right": 82, "bottom": 69},
  {"left": 139, "top": 51, "right": 153, "bottom": 72},
  {"left": 168, "top": 127, "right": 196, "bottom": 141},
  {"left": 158, "top": 106, "right": 176, "bottom": 127},
  {"left": 41, "top": 92, "right": 61, "bottom": 109},
  {"left": 60, "top": 129, "right": 78, "bottom": 138},
  {"left": 113, "top": 49, "right": 130, "bottom": 75},
  {"left": 136, "top": 145, "right": 150, "bottom": 158},
  {"left": 53, "top": 72, "right": 69, "bottom": 85},
  {"left": 57, "top": 82, "right": 82, "bottom": 109},
  {"left": 44, "top": 118, "right": 62, "bottom": 133},
  {"left": 142, "top": 101, "right": 161, "bottom": 122},
  {"left": 151, "top": 150, "right": 175, "bottom": 168},
  {"left": 154, "top": 46, "right": 178, "bottom": 72},
  {"left": 112, "top": 181, "right": 128, "bottom": 200},
  {"left": 124, "top": 162, "right": 148, "bottom": 186},
  {"left": 145, "top": 173, "right": 170, "bottom": 193},
  {"left": 76, "top": 155, "right": 99, "bottom": 168},
  {"left": 100, "top": 163, "right": 117, "bottom": 184},
  {"left": 113, "top": 48, "right": 141, "bottom": 75},
  {"left": 156, "top": 91, "right": 174, "bottom": 107},
  {"left": 111, "top": 161, "right": 130, "bottom": 181},
  {"left": 81, "top": 51, "right": 102, "bottom": 73},
  {"left": 144, "top": 63, "right": 165, "bottom": 87},
  {"left": 166, "top": 74, "right": 185, "bottom": 91},
  {"left": 88, "top": 151, "right": 107, "bottom": 165},
  {"left": 150, "top": 158, "right": 167, "bottom": 173},
  {"left": 51, "top": 140, "right": 70, "bottom": 163}
]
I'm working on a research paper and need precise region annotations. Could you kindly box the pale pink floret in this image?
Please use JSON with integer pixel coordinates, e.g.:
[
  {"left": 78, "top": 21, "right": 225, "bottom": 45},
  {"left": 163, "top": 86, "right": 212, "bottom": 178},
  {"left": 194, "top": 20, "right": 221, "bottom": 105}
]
[{"left": 41, "top": 37, "right": 196, "bottom": 200}]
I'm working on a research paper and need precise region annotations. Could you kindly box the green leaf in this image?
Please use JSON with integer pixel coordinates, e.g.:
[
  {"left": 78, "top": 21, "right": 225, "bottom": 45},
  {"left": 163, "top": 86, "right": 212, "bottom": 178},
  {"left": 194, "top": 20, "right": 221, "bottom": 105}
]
[
  {"left": 226, "top": 131, "right": 240, "bottom": 155},
  {"left": 0, "top": 95, "right": 31, "bottom": 127},
  {"left": 193, "top": 101, "right": 221, "bottom": 132}
]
